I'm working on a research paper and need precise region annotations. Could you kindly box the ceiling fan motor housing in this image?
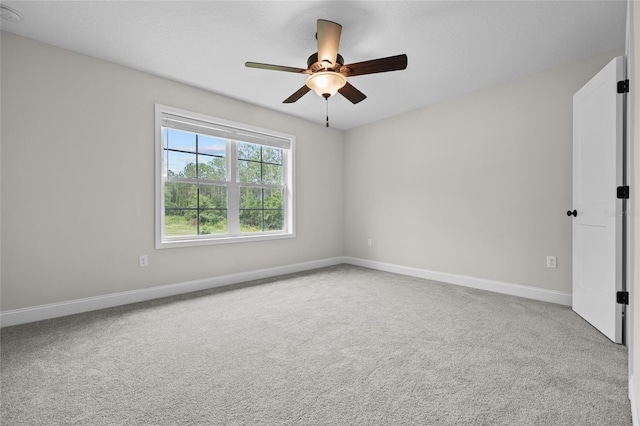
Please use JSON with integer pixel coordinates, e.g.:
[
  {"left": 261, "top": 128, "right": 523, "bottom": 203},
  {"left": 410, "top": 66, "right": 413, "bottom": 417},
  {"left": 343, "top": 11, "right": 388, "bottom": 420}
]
[{"left": 307, "top": 52, "right": 345, "bottom": 72}]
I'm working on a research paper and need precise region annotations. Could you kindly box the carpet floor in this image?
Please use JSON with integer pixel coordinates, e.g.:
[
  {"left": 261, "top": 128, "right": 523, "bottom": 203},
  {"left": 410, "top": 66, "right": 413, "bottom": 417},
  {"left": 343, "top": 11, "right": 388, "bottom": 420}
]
[{"left": 0, "top": 264, "right": 631, "bottom": 425}]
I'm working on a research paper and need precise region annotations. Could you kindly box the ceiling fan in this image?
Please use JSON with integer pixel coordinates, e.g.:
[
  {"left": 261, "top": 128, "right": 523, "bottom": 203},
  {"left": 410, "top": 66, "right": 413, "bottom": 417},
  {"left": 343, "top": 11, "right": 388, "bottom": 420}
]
[{"left": 245, "top": 19, "right": 408, "bottom": 105}]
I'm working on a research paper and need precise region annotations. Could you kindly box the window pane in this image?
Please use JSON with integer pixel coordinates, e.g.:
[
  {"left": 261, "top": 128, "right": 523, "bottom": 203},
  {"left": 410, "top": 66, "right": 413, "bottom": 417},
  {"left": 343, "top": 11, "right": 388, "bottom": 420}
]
[
  {"left": 200, "top": 185, "right": 227, "bottom": 234},
  {"left": 238, "top": 160, "right": 261, "bottom": 183},
  {"left": 263, "top": 147, "right": 282, "bottom": 165},
  {"left": 165, "top": 182, "right": 197, "bottom": 208},
  {"left": 199, "top": 135, "right": 226, "bottom": 156},
  {"left": 264, "top": 210, "right": 283, "bottom": 231},
  {"left": 199, "top": 184, "right": 227, "bottom": 209},
  {"left": 240, "top": 210, "right": 262, "bottom": 232},
  {"left": 166, "top": 128, "right": 196, "bottom": 153},
  {"left": 262, "top": 163, "right": 282, "bottom": 185},
  {"left": 264, "top": 188, "right": 283, "bottom": 209},
  {"left": 240, "top": 186, "right": 262, "bottom": 232},
  {"left": 238, "top": 142, "right": 261, "bottom": 161},
  {"left": 199, "top": 210, "right": 227, "bottom": 235},
  {"left": 240, "top": 187, "right": 262, "bottom": 209},
  {"left": 264, "top": 188, "right": 284, "bottom": 231},
  {"left": 164, "top": 209, "right": 197, "bottom": 236},
  {"left": 198, "top": 155, "right": 226, "bottom": 181},
  {"left": 166, "top": 151, "right": 196, "bottom": 178}
]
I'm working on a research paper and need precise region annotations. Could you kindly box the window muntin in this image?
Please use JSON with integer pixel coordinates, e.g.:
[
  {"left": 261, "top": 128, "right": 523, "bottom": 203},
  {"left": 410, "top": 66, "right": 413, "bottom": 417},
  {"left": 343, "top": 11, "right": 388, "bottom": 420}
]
[{"left": 156, "top": 105, "right": 294, "bottom": 248}]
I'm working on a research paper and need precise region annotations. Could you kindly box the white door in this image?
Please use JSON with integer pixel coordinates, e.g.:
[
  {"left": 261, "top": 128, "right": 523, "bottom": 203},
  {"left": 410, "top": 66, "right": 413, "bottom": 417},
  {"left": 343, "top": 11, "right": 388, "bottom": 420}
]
[{"left": 572, "top": 56, "right": 625, "bottom": 344}]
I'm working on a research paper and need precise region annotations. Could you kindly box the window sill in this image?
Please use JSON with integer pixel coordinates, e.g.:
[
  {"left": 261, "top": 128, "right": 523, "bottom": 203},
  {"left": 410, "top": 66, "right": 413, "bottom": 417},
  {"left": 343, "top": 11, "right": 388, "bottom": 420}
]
[{"left": 156, "top": 232, "right": 295, "bottom": 249}]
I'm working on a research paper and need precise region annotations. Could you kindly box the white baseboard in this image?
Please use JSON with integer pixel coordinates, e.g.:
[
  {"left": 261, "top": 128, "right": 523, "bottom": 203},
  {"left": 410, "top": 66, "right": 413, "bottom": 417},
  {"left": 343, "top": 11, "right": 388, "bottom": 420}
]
[
  {"left": 631, "top": 376, "right": 640, "bottom": 426},
  {"left": 1, "top": 256, "right": 572, "bottom": 328},
  {"left": 0, "top": 257, "right": 345, "bottom": 328},
  {"left": 343, "top": 257, "right": 572, "bottom": 306}
]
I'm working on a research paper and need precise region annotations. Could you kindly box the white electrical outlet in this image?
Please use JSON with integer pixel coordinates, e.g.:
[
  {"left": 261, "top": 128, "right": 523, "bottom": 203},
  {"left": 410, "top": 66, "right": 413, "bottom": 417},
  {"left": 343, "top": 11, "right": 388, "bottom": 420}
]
[
  {"left": 546, "top": 256, "right": 557, "bottom": 269},
  {"left": 367, "top": 239, "right": 373, "bottom": 247},
  {"left": 139, "top": 255, "right": 149, "bottom": 267}
]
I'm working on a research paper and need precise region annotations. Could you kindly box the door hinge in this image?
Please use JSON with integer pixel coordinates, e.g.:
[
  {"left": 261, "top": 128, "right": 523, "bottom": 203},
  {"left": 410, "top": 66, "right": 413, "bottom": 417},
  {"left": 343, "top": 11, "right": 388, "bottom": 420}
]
[
  {"left": 617, "top": 291, "right": 629, "bottom": 305},
  {"left": 617, "top": 80, "right": 629, "bottom": 94},
  {"left": 617, "top": 186, "right": 629, "bottom": 199}
]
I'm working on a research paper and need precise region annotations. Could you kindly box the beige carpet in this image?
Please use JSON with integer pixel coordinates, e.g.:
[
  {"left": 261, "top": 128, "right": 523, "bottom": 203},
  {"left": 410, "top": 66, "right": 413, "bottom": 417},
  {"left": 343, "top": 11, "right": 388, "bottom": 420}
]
[{"left": 1, "top": 265, "right": 631, "bottom": 425}]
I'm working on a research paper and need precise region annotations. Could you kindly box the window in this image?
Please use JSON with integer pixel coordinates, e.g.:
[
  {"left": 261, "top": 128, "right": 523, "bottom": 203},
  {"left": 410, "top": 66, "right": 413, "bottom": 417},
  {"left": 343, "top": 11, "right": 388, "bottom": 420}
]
[{"left": 155, "top": 104, "right": 295, "bottom": 248}]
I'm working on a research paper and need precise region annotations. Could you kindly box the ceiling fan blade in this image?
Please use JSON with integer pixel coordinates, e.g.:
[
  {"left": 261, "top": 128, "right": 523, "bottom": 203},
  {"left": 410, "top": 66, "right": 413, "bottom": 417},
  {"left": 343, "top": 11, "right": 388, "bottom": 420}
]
[
  {"left": 317, "top": 19, "right": 342, "bottom": 68},
  {"left": 342, "top": 54, "right": 408, "bottom": 77},
  {"left": 245, "top": 62, "right": 310, "bottom": 74},
  {"left": 338, "top": 82, "right": 367, "bottom": 104},
  {"left": 283, "top": 85, "right": 312, "bottom": 103}
]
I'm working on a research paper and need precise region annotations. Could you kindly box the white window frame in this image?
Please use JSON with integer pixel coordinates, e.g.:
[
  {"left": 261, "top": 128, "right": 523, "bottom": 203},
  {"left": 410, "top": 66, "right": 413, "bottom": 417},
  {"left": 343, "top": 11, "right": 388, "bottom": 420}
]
[{"left": 155, "top": 104, "right": 295, "bottom": 249}]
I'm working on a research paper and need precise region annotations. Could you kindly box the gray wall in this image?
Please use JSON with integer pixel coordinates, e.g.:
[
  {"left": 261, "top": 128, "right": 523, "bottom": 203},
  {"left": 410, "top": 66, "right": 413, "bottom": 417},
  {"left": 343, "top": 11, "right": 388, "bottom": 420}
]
[
  {"left": 0, "top": 32, "right": 345, "bottom": 311},
  {"left": 0, "top": 30, "right": 625, "bottom": 312},
  {"left": 344, "top": 50, "right": 621, "bottom": 294}
]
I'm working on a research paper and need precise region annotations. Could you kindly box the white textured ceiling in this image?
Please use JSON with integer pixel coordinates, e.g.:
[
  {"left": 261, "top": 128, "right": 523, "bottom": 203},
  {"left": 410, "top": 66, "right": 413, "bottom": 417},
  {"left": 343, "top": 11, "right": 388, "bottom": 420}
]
[{"left": 0, "top": 1, "right": 627, "bottom": 130}]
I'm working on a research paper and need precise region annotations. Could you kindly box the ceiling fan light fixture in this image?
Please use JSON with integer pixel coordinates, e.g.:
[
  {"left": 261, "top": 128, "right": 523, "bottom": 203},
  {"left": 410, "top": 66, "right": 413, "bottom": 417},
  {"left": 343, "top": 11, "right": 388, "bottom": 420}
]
[{"left": 306, "top": 71, "right": 346, "bottom": 98}]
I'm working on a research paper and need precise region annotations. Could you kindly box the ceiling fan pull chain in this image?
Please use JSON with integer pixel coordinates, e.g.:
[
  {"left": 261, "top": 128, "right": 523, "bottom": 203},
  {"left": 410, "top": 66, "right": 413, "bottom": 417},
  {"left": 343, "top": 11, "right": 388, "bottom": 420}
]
[{"left": 324, "top": 93, "right": 330, "bottom": 127}]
